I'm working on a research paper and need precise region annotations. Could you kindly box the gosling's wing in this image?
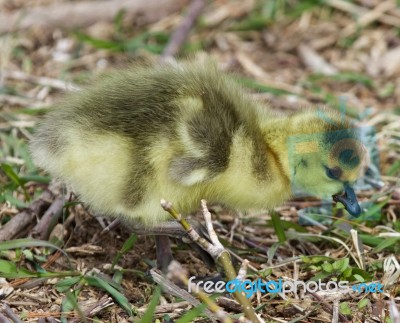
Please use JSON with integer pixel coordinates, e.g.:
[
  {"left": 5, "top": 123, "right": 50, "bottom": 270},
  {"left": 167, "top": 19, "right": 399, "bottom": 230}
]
[
  {"left": 168, "top": 98, "right": 239, "bottom": 185},
  {"left": 168, "top": 156, "right": 210, "bottom": 186},
  {"left": 167, "top": 99, "right": 245, "bottom": 187},
  {"left": 167, "top": 61, "right": 273, "bottom": 187}
]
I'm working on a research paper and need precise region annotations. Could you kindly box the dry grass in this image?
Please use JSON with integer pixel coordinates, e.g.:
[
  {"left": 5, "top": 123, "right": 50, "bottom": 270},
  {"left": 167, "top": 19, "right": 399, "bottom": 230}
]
[{"left": 0, "top": 0, "right": 399, "bottom": 322}]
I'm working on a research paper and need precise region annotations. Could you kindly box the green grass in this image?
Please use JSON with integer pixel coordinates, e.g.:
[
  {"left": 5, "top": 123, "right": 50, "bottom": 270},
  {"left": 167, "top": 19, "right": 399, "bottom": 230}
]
[{"left": 73, "top": 30, "right": 170, "bottom": 54}]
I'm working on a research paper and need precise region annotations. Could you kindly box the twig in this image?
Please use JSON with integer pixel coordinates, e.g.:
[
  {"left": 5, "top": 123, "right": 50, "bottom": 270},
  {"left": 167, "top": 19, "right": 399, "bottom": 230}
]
[
  {"left": 160, "top": 199, "right": 219, "bottom": 258},
  {"left": 297, "top": 43, "right": 338, "bottom": 75},
  {"left": 235, "top": 52, "right": 302, "bottom": 95},
  {"left": 227, "top": 250, "right": 306, "bottom": 314},
  {"left": 0, "top": 94, "right": 47, "bottom": 108},
  {"left": 213, "top": 221, "right": 274, "bottom": 256},
  {"left": 161, "top": 0, "right": 206, "bottom": 59},
  {"left": 30, "top": 197, "right": 64, "bottom": 240},
  {"left": 237, "top": 259, "right": 249, "bottom": 281},
  {"left": 161, "top": 199, "right": 262, "bottom": 323},
  {"left": 382, "top": 256, "right": 400, "bottom": 286},
  {"left": 310, "top": 292, "right": 349, "bottom": 323},
  {"left": 0, "top": 0, "right": 188, "bottom": 34},
  {"left": 332, "top": 299, "right": 339, "bottom": 323},
  {"left": 90, "top": 219, "right": 120, "bottom": 243},
  {"left": 167, "top": 261, "right": 232, "bottom": 323},
  {"left": 325, "top": 0, "right": 400, "bottom": 27},
  {"left": 350, "top": 229, "right": 365, "bottom": 270},
  {"left": 75, "top": 296, "right": 113, "bottom": 322},
  {"left": 137, "top": 301, "right": 190, "bottom": 314},
  {"left": 150, "top": 268, "right": 217, "bottom": 322},
  {"left": 0, "top": 191, "right": 53, "bottom": 241},
  {"left": 340, "top": 0, "right": 398, "bottom": 37},
  {"left": 216, "top": 297, "right": 242, "bottom": 313},
  {"left": 0, "top": 303, "right": 23, "bottom": 323},
  {"left": 0, "top": 312, "right": 10, "bottom": 323},
  {"left": 2, "top": 70, "right": 80, "bottom": 92},
  {"left": 390, "top": 299, "right": 400, "bottom": 323},
  {"left": 229, "top": 217, "right": 240, "bottom": 244}
]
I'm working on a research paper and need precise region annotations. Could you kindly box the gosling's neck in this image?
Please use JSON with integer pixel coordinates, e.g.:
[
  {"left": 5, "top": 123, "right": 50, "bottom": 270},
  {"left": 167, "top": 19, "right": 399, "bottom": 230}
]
[
  {"left": 262, "top": 109, "right": 353, "bottom": 178},
  {"left": 262, "top": 113, "right": 325, "bottom": 180}
]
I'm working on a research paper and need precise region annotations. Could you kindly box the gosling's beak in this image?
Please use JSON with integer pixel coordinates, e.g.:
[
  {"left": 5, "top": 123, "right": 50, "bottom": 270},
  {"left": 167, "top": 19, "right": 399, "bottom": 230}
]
[{"left": 332, "top": 184, "right": 361, "bottom": 217}]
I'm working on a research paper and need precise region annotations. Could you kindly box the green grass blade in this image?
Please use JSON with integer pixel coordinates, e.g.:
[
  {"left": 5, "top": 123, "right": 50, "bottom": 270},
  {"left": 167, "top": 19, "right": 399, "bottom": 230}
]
[
  {"left": 61, "top": 291, "right": 75, "bottom": 323},
  {"left": 359, "top": 197, "right": 390, "bottom": 220},
  {"left": 112, "top": 233, "right": 137, "bottom": 270},
  {"left": 265, "top": 219, "right": 308, "bottom": 232},
  {"left": 237, "top": 77, "right": 294, "bottom": 96},
  {"left": 0, "top": 238, "right": 70, "bottom": 260},
  {"left": 1, "top": 163, "right": 30, "bottom": 201},
  {"left": 56, "top": 276, "right": 83, "bottom": 293},
  {"left": 372, "top": 237, "right": 400, "bottom": 253},
  {"left": 270, "top": 211, "right": 287, "bottom": 242},
  {"left": 308, "top": 72, "right": 374, "bottom": 87},
  {"left": 175, "top": 303, "right": 207, "bottom": 323},
  {"left": 139, "top": 286, "right": 161, "bottom": 323},
  {"left": 65, "top": 291, "right": 88, "bottom": 323},
  {"left": 84, "top": 275, "right": 132, "bottom": 316},
  {"left": 73, "top": 31, "right": 124, "bottom": 51},
  {"left": 19, "top": 175, "right": 51, "bottom": 184},
  {"left": 0, "top": 259, "right": 18, "bottom": 273},
  {"left": 387, "top": 160, "right": 400, "bottom": 176},
  {"left": 0, "top": 270, "right": 80, "bottom": 279}
]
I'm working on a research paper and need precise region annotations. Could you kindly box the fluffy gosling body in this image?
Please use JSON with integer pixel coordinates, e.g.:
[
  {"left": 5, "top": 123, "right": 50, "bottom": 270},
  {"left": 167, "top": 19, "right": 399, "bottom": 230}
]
[{"left": 30, "top": 60, "right": 365, "bottom": 225}]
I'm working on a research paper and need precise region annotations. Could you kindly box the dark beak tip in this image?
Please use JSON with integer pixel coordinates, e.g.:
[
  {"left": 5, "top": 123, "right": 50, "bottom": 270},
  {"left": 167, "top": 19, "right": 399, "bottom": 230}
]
[
  {"left": 332, "top": 186, "right": 362, "bottom": 217},
  {"left": 346, "top": 203, "right": 362, "bottom": 217}
]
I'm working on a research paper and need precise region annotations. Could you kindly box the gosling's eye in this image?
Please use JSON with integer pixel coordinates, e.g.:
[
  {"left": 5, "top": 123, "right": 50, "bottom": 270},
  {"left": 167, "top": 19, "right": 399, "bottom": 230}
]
[{"left": 325, "top": 166, "right": 342, "bottom": 180}]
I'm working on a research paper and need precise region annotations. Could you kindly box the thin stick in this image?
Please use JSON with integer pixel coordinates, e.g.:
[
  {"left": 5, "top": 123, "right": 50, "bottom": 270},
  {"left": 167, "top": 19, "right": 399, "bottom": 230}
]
[
  {"left": 310, "top": 292, "right": 349, "bottom": 322},
  {"left": 90, "top": 219, "right": 120, "bottom": 244},
  {"left": 237, "top": 259, "right": 250, "bottom": 281},
  {"left": 0, "top": 94, "right": 46, "bottom": 108},
  {"left": 350, "top": 229, "right": 365, "bottom": 270},
  {"left": 332, "top": 299, "right": 339, "bottom": 323},
  {"left": 340, "top": 0, "right": 397, "bottom": 37},
  {"left": 150, "top": 268, "right": 217, "bottom": 322},
  {"left": 0, "top": 0, "right": 188, "bottom": 34},
  {"left": 75, "top": 296, "right": 113, "bottom": 322},
  {"left": 167, "top": 261, "right": 232, "bottom": 323},
  {"left": 30, "top": 197, "right": 64, "bottom": 240},
  {"left": 137, "top": 301, "right": 190, "bottom": 315},
  {"left": 325, "top": 0, "right": 400, "bottom": 27},
  {"left": 0, "top": 191, "right": 53, "bottom": 241},
  {"left": 2, "top": 70, "right": 80, "bottom": 92},
  {"left": 161, "top": 199, "right": 216, "bottom": 255},
  {"left": 1, "top": 303, "right": 23, "bottom": 323},
  {"left": 161, "top": 199, "right": 262, "bottom": 323},
  {"left": 0, "top": 312, "right": 10, "bottom": 323},
  {"left": 390, "top": 299, "right": 400, "bottom": 323},
  {"left": 161, "top": 0, "right": 206, "bottom": 59}
]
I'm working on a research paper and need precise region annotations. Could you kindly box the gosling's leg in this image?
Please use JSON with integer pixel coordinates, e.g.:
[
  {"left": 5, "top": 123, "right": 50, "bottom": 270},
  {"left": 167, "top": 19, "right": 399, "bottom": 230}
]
[
  {"left": 155, "top": 235, "right": 173, "bottom": 273},
  {"left": 128, "top": 220, "right": 214, "bottom": 270}
]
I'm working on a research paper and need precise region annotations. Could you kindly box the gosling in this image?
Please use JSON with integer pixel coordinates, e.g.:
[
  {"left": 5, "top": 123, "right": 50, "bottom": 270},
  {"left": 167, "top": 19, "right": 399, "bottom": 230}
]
[{"left": 30, "top": 60, "right": 366, "bottom": 233}]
